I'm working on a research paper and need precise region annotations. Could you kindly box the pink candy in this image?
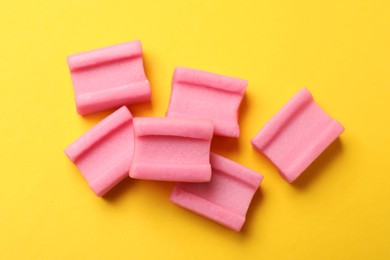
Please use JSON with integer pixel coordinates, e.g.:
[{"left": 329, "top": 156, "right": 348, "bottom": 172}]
[
  {"left": 130, "top": 117, "right": 214, "bottom": 182},
  {"left": 64, "top": 106, "right": 134, "bottom": 196},
  {"left": 67, "top": 41, "right": 151, "bottom": 115},
  {"left": 170, "top": 153, "right": 263, "bottom": 231},
  {"left": 166, "top": 67, "right": 248, "bottom": 138},
  {"left": 251, "top": 88, "right": 344, "bottom": 183},
  {"left": 64, "top": 41, "right": 345, "bottom": 232}
]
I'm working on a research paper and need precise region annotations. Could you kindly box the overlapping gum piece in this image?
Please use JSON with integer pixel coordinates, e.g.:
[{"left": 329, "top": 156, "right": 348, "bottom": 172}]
[
  {"left": 166, "top": 67, "right": 248, "bottom": 138},
  {"left": 170, "top": 153, "right": 263, "bottom": 231},
  {"left": 130, "top": 117, "right": 214, "bottom": 182},
  {"left": 251, "top": 88, "right": 344, "bottom": 183},
  {"left": 67, "top": 40, "right": 151, "bottom": 115},
  {"left": 64, "top": 106, "right": 134, "bottom": 196}
]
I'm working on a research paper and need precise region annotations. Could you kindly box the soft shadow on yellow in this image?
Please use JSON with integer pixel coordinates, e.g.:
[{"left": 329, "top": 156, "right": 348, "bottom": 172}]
[{"left": 293, "top": 138, "right": 344, "bottom": 189}]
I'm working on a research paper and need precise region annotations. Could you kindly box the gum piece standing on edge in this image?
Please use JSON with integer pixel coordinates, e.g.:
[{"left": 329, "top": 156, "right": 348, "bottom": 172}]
[
  {"left": 64, "top": 106, "right": 134, "bottom": 196},
  {"left": 130, "top": 117, "right": 214, "bottom": 182},
  {"left": 67, "top": 40, "right": 151, "bottom": 115},
  {"left": 251, "top": 88, "right": 344, "bottom": 183},
  {"left": 170, "top": 153, "right": 263, "bottom": 232},
  {"left": 166, "top": 67, "right": 248, "bottom": 138}
]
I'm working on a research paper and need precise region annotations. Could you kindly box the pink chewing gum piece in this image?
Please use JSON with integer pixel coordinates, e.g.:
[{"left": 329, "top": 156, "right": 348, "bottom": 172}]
[
  {"left": 251, "top": 88, "right": 344, "bottom": 183},
  {"left": 64, "top": 106, "right": 134, "bottom": 196},
  {"left": 170, "top": 153, "right": 263, "bottom": 231},
  {"left": 166, "top": 67, "right": 248, "bottom": 138},
  {"left": 67, "top": 40, "right": 151, "bottom": 115},
  {"left": 129, "top": 117, "right": 214, "bottom": 182}
]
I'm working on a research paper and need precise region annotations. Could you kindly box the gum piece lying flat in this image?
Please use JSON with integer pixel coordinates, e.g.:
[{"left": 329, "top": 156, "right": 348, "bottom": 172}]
[
  {"left": 67, "top": 40, "right": 151, "bottom": 115},
  {"left": 166, "top": 67, "right": 248, "bottom": 138},
  {"left": 170, "top": 153, "right": 263, "bottom": 231},
  {"left": 130, "top": 117, "right": 214, "bottom": 182},
  {"left": 64, "top": 106, "right": 134, "bottom": 196},
  {"left": 251, "top": 88, "right": 344, "bottom": 183}
]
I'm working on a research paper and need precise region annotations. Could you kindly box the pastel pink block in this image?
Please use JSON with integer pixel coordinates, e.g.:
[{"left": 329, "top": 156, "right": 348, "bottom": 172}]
[
  {"left": 67, "top": 40, "right": 151, "bottom": 115},
  {"left": 64, "top": 106, "right": 134, "bottom": 196},
  {"left": 130, "top": 117, "right": 214, "bottom": 182},
  {"left": 251, "top": 88, "right": 344, "bottom": 183},
  {"left": 170, "top": 153, "right": 263, "bottom": 231},
  {"left": 166, "top": 67, "right": 248, "bottom": 138}
]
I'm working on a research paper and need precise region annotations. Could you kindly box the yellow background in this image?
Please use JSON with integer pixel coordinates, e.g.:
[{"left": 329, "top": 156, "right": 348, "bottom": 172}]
[{"left": 1, "top": 0, "right": 389, "bottom": 259}]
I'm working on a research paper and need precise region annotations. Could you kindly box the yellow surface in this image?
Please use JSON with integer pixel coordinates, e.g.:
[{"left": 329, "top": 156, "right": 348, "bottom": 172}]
[{"left": 1, "top": 0, "right": 389, "bottom": 259}]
